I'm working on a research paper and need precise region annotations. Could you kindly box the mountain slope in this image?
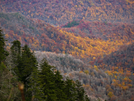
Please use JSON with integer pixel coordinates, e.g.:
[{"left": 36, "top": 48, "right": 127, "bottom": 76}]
[
  {"left": 0, "top": 0, "right": 134, "bottom": 25},
  {"left": 0, "top": 12, "right": 134, "bottom": 63},
  {"left": 61, "top": 20, "right": 134, "bottom": 41},
  {"left": 96, "top": 43, "right": 134, "bottom": 72},
  {"left": 34, "top": 51, "right": 134, "bottom": 101}
]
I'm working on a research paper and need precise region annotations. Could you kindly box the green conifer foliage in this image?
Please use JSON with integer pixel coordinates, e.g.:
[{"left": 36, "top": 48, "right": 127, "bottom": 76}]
[
  {"left": 10, "top": 40, "right": 21, "bottom": 69},
  {"left": 64, "top": 78, "right": 77, "bottom": 101},
  {"left": 39, "top": 60, "right": 58, "bottom": 100},
  {"left": 75, "top": 80, "right": 85, "bottom": 101},
  {"left": 11, "top": 41, "right": 38, "bottom": 100},
  {"left": 54, "top": 71, "right": 68, "bottom": 101},
  {"left": 0, "top": 28, "right": 8, "bottom": 63},
  {"left": 37, "top": 60, "right": 90, "bottom": 101}
]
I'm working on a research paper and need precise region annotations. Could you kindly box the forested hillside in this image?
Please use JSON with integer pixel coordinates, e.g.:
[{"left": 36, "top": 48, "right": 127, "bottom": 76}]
[
  {"left": 0, "top": 12, "right": 134, "bottom": 63},
  {"left": 34, "top": 51, "right": 134, "bottom": 101},
  {"left": 0, "top": 0, "right": 134, "bottom": 25},
  {"left": 0, "top": 29, "right": 90, "bottom": 101},
  {"left": 61, "top": 20, "right": 134, "bottom": 41},
  {"left": 0, "top": 0, "right": 134, "bottom": 100},
  {"left": 96, "top": 43, "right": 134, "bottom": 72}
]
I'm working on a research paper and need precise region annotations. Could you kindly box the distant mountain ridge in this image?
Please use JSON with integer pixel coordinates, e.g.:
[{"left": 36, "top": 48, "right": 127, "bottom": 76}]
[{"left": 0, "top": 0, "right": 134, "bottom": 25}]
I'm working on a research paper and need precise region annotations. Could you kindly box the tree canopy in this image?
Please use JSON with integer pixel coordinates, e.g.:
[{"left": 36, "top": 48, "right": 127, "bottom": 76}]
[{"left": 0, "top": 30, "right": 90, "bottom": 100}]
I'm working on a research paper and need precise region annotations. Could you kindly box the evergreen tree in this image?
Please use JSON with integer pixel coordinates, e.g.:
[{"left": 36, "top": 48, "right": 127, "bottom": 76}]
[
  {"left": 75, "top": 80, "right": 85, "bottom": 101},
  {"left": 39, "top": 60, "right": 68, "bottom": 101},
  {"left": 10, "top": 40, "right": 21, "bottom": 56},
  {"left": 64, "top": 78, "right": 77, "bottom": 101},
  {"left": 54, "top": 71, "right": 68, "bottom": 101},
  {"left": 17, "top": 45, "right": 38, "bottom": 100},
  {"left": 11, "top": 43, "right": 37, "bottom": 83},
  {"left": 0, "top": 28, "right": 8, "bottom": 63},
  {"left": 10, "top": 40, "right": 21, "bottom": 60},
  {"left": 28, "top": 67, "right": 44, "bottom": 101},
  {"left": 11, "top": 41, "right": 38, "bottom": 100},
  {"left": 10, "top": 40, "right": 21, "bottom": 70},
  {"left": 39, "top": 60, "right": 57, "bottom": 100},
  {"left": 38, "top": 60, "right": 90, "bottom": 101}
]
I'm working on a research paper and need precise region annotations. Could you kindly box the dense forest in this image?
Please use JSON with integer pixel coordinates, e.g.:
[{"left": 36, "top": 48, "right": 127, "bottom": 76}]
[
  {"left": 0, "top": 29, "right": 90, "bottom": 101},
  {"left": 35, "top": 49, "right": 134, "bottom": 101},
  {"left": 0, "top": 12, "right": 133, "bottom": 63},
  {"left": 0, "top": 0, "right": 134, "bottom": 101},
  {"left": 0, "top": 12, "right": 134, "bottom": 101},
  {"left": 0, "top": 0, "right": 134, "bottom": 25}
]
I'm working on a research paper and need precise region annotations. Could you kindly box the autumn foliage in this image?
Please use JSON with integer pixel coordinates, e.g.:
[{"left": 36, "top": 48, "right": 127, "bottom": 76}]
[
  {"left": 0, "top": 0, "right": 134, "bottom": 100},
  {"left": 0, "top": 0, "right": 134, "bottom": 25}
]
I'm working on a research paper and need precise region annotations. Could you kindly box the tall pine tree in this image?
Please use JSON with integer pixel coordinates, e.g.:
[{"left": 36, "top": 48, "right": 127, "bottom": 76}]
[
  {"left": 11, "top": 41, "right": 38, "bottom": 100},
  {"left": 0, "top": 28, "right": 8, "bottom": 63},
  {"left": 39, "top": 60, "right": 57, "bottom": 100}
]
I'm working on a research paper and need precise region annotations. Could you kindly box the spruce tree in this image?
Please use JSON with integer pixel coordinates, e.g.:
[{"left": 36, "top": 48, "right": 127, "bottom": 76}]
[
  {"left": 54, "top": 71, "right": 68, "bottom": 101},
  {"left": 39, "top": 60, "right": 57, "bottom": 100},
  {"left": 11, "top": 43, "right": 37, "bottom": 83},
  {"left": 28, "top": 67, "right": 44, "bottom": 101},
  {"left": 75, "top": 80, "right": 85, "bottom": 101},
  {"left": 64, "top": 78, "right": 77, "bottom": 101},
  {"left": 0, "top": 28, "right": 8, "bottom": 63},
  {"left": 11, "top": 41, "right": 38, "bottom": 100},
  {"left": 17, "top": 45, "right": 38, "bottom": 100},
  {"left": 10, "top": 40, "right": 21, "bottom": 69}
]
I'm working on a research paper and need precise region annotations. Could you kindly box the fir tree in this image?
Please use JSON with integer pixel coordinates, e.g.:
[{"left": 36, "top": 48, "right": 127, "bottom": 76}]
[
  {"left": 10, "top": 40, "right": 21, "bottom": 69},
  {"left": 64, "top": 78, "right": 77, "bottom": 101},
  {"left": 11, "top": 41, "right": 38, "bottom": 100},
  {"left": 39, "top": 60, "right": 57, "bottom": 100},
  {"left": 54, "top": 70, "right": 68, "bottom": 101},
  {"left": 75, "top": 80, "right": 85, "bottom": 101},
  {"left": 0, "top": 28, "right": 8, "bottom": 63}
]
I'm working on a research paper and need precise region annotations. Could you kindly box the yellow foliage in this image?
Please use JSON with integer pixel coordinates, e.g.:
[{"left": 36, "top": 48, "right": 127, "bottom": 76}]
[
  {"left": 122, "top": 82, "right": 125, "bottom": 86},
  {"left": 128, "top": 84, "right": 132, "bottom": 87},
  {"left": 94, "top": 65, "right": 98, "bottom": 71},
  {"left": 106, "top": 70, "right": 113, "bottom": 76},
  {"left": 112, "top": 79, "right": 116, "bottom": 83},
  {"left": 93, "top": 57, "right": 96, "bottom": 60},
  {"left": 118, "top": 84, "right": 122, "bottom": 88},
  {"left": 108, "top": 92, "right": 113, "bottom": 98},
  {"left": 84, "top": 70, "right": 89, "bottom": 75},
  {"left": 123, "top": 77, "right": 128, "bottom": 81},
  {"left": 114, "top": 75, "right": 117, "bottom": 79},
  {"left": 122, "top": 86, "right": 128, "bottom": 90},
  {"left": 57, "top": 28, "right": 132, "bottom": 61}
]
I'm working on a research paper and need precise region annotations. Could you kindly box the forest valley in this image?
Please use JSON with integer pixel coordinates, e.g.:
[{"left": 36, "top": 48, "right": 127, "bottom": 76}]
[{"left": 0, "top": 0, "right": 134, "bottom": 101}]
